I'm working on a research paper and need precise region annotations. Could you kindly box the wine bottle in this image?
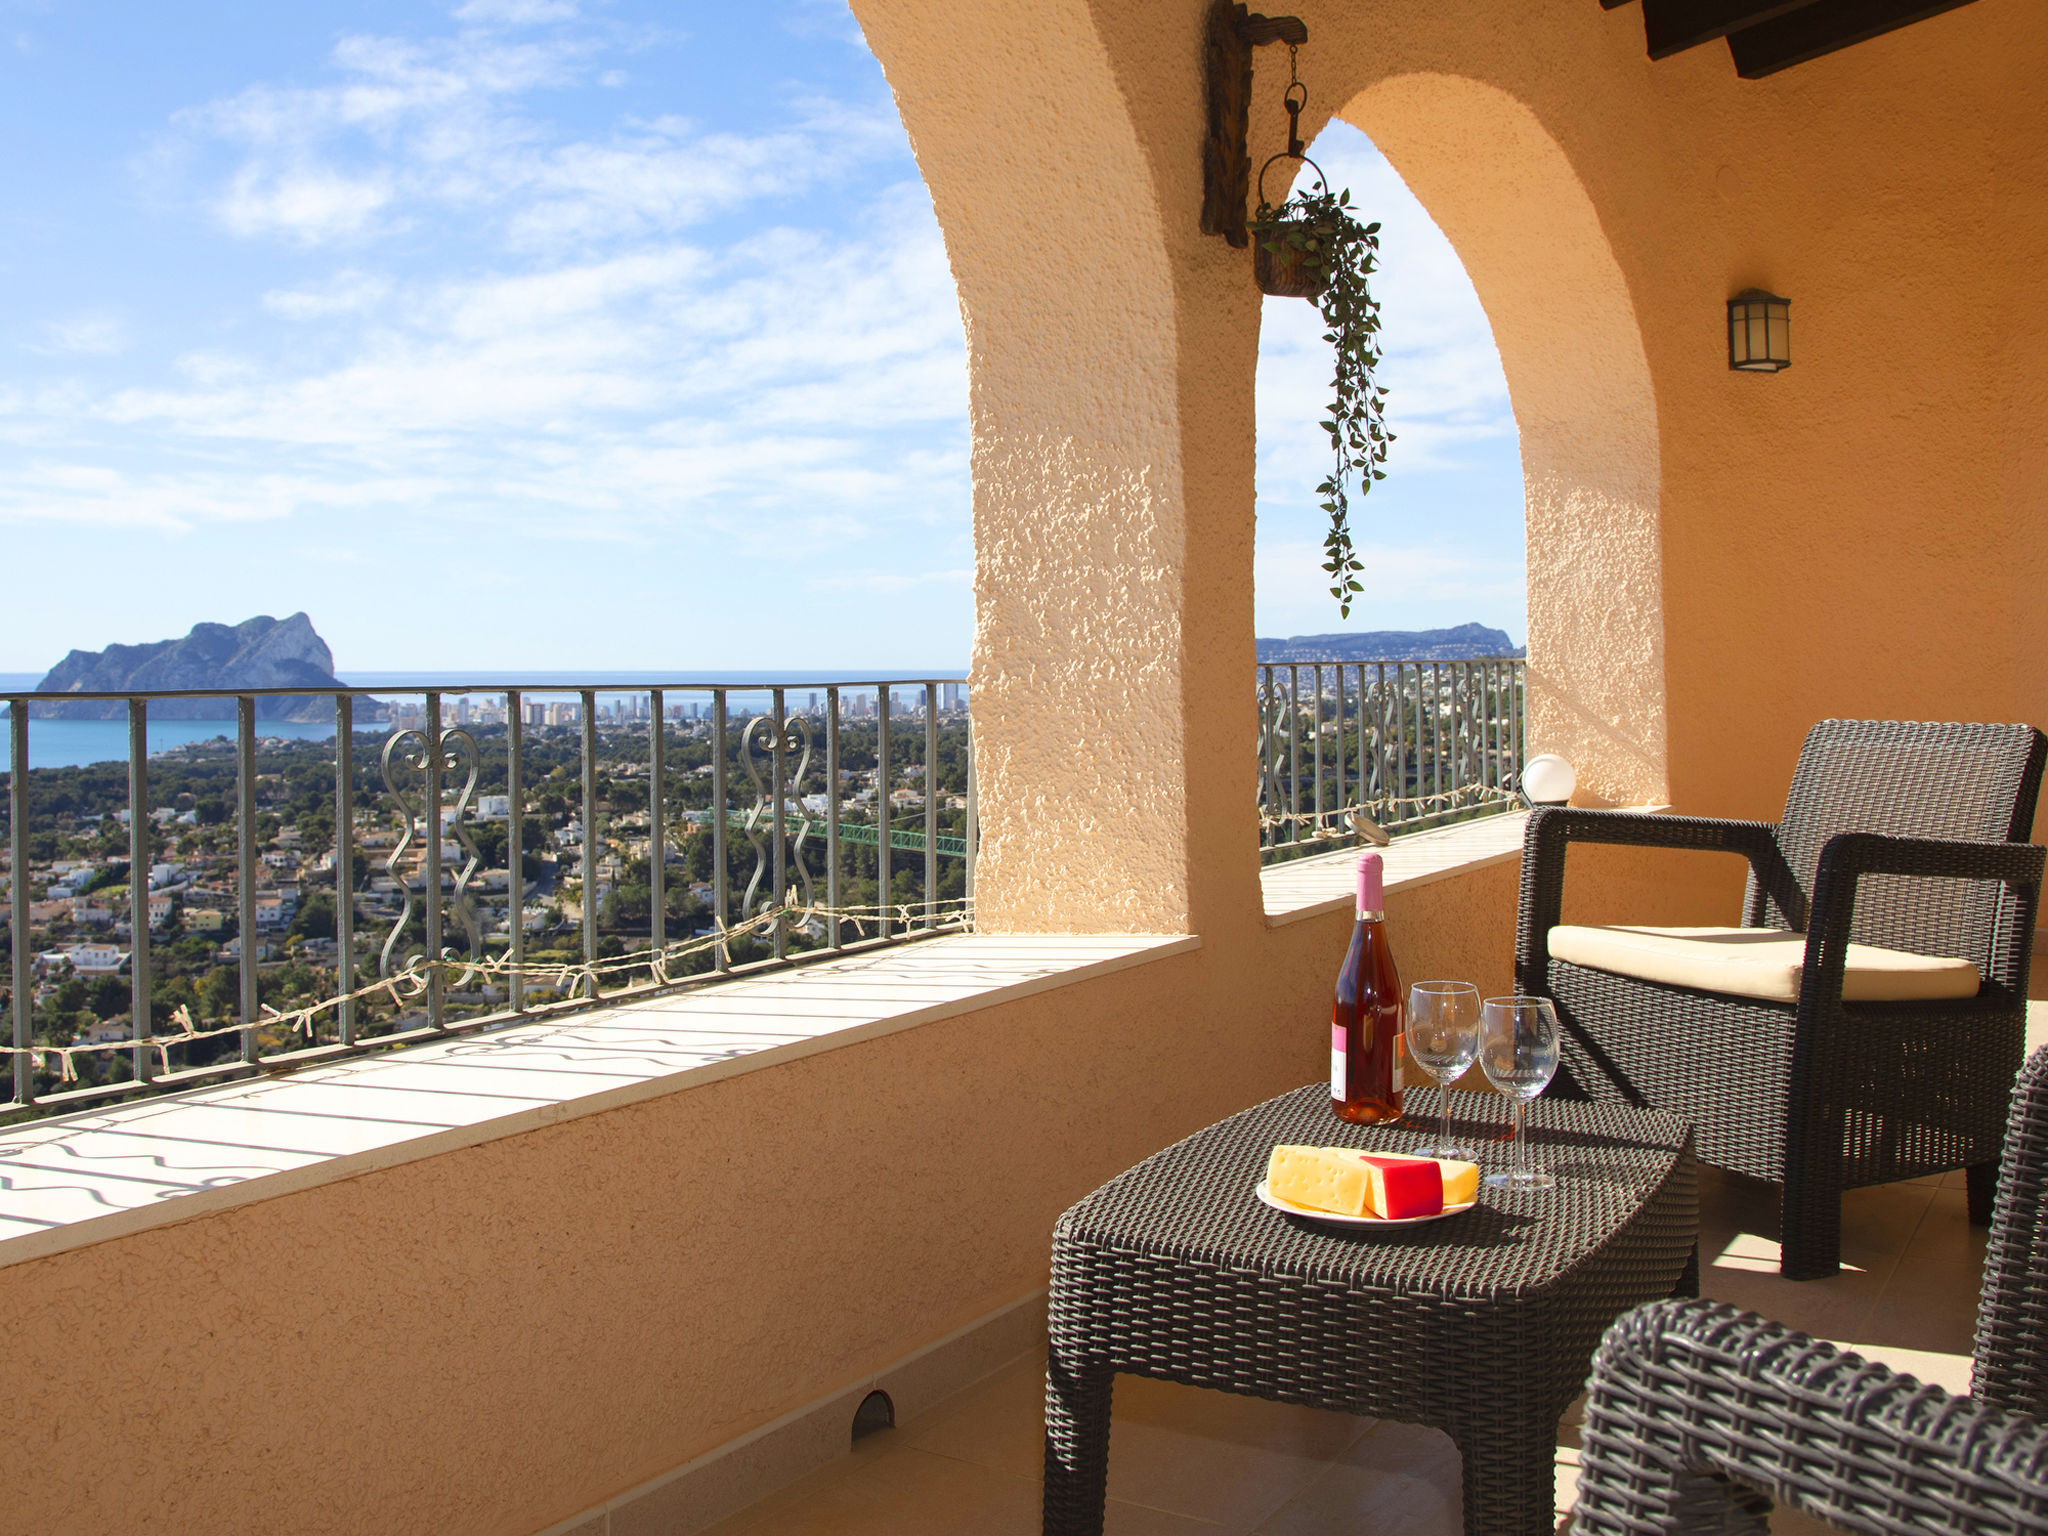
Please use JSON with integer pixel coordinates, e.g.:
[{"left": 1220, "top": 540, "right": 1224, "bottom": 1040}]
[{"left": 1331, "top": 850, "right": 1404, "bottom": 1124}]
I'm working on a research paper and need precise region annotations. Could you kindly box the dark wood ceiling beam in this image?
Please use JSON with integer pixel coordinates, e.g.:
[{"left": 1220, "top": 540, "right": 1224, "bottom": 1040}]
[
  {"left": 1641, "top": 0, "right": 1821, "bottom": 58},
  {"left": 1726, "top": 0, "right": 1984, "bottom": 76}
]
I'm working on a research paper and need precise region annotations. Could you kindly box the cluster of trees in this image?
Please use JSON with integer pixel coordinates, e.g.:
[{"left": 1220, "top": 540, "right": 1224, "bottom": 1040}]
[{"left": 1, "top": 712, "right": 977, "bottom": 1108}]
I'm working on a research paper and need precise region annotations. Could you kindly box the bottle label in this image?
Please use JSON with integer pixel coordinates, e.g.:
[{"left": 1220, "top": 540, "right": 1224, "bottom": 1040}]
[{"left": 1330, "top": 1022, "right": 1347, "bottom": 1100}]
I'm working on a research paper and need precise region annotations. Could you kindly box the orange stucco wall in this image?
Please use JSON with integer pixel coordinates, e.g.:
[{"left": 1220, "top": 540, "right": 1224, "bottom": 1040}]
[
  {"left": 0, "top": 869, "right": 1514, "bottom": 1536},
  {"left": 10, "top": 1, "right": 2046, "bottom": 1529}
]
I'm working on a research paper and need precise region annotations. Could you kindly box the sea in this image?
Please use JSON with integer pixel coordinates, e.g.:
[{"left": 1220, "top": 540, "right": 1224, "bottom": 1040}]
[{"left": 0, "top": 670, "right": 966, "bottom": 772}]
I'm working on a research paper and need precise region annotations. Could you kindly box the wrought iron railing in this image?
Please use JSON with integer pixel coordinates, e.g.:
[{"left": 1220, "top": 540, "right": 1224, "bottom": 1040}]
[
  {"left": 0, "top": 679, "right": 971, "bottom": 1118},
  {"left": 1258, "top": 658, "right": 1525, "bottom": 863}
]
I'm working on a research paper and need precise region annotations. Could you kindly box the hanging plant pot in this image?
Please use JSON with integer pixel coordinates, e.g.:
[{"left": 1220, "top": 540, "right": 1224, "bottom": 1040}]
[
  {"left": 1249, "top": 153, "right": 1334, "bottom": 298},
  {"left": 1250, "top": 213, "right": 1336, "bottom": 298}
]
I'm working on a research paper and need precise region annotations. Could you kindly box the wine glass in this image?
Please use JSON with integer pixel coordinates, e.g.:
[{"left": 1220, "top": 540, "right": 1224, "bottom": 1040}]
[
  {"left": 1406, "top": 981, "right": 1481, "bottom": 1159},
  {"left": 1480, "top": 996, "right": 1561, "bottom": 1191}
]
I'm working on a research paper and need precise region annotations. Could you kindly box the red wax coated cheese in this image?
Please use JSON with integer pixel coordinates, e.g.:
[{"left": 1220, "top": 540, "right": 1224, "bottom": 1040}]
[{"left": 1356, "top": 1154, "right": 1445, "bottom": 1219}]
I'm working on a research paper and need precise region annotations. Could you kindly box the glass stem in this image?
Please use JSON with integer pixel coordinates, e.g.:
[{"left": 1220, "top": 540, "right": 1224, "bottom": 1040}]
[
  {"left": 1438, "top": 1080, "right": 1452, "bottom": 1154},
  {"left": 1513, "top": 1098, "right": 1528, "bottom": 1180}
]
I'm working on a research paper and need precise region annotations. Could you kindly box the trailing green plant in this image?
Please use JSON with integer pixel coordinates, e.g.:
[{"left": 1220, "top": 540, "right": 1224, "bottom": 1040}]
[{"left": 1249, "top": 179, "right": 1393, "bottom": 619}]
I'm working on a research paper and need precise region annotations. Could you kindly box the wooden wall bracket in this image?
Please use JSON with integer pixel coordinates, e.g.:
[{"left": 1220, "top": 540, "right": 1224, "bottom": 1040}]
[{"left": 1201, "top": 0, "right": 1309, "bottom": 248}]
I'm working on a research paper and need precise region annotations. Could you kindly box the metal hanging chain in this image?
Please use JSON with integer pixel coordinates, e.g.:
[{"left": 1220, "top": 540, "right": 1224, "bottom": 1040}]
[{"left": 1283, "top": 44, "right": 1307, "bottom": 159}]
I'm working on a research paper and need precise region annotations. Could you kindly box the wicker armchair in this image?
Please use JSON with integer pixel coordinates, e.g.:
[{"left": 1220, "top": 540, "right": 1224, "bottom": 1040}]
[
  {"left": 1570, "top": 1045, "right": 2048, "bottom": 1534},
  {"left": 1517, "top": 718, "right": 2047, "bottom": 1279}
]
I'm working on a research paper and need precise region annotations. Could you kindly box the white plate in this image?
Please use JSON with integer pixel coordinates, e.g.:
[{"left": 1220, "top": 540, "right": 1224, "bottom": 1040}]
[{"left": 1255, "top": 1179, "right": 1479, "bottom": 1229}]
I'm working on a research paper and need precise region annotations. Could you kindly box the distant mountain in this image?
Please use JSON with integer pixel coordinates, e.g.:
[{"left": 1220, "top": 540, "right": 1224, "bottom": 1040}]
[
  {"left": 1255, "top": 624, "right": 1525, "bottom": 663},
  {"left": 33, "top": 614, "right": 362, "bottom": 721}
]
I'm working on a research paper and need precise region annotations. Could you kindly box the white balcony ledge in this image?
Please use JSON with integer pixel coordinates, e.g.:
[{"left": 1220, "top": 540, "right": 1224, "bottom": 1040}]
[
  {"left": 1261, "top": 811, "right": 1533, "bottom": 926},
  {"left": 0, "top": 931, "right": 1195, "bottom": 1271}
]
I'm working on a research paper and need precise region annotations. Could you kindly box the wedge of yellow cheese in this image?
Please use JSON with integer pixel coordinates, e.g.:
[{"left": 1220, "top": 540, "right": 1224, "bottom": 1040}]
[
  {"left": 1265, "top": 1146, "right": 1480, "bottom": 1217},
  {"left": 1266, "top": 1145, "right": 1374, "bottom": 1216}
]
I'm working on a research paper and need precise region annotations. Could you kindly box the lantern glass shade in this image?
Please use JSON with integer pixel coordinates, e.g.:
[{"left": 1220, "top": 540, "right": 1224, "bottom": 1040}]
[
  {"left": 1521, "top": 754, "right": 1577, "bottom": 807},
  {"left": 1728, "top": 289, "right": 1790, "bottom": 371}
]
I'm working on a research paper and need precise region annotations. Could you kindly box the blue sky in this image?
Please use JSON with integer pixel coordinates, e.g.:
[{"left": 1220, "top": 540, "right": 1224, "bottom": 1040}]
[{"left": 0, "top": 0, "right": 1523, "bottom": 674}]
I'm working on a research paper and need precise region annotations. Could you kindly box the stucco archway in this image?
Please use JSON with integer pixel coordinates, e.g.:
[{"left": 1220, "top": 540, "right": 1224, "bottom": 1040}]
[
  {"left": 1340, "top": 74, "right": 1668, "bottom": 808},
  {"left": 853, "top": 3, "right": 1674, "bottom": 941}
]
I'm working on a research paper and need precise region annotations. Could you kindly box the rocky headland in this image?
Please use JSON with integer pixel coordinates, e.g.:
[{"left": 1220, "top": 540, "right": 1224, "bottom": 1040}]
[
  {"left": 1255, "top": 623, "right": 1525, "bottom": 663},
  {"left": 32, "top": 614, "right": 376, "bottom": 721}
]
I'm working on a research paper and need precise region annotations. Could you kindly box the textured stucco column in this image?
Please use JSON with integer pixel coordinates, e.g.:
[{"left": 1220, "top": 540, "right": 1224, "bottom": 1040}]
[{"left": 853, "top": 0, "right": 1265, "bottom": 935}]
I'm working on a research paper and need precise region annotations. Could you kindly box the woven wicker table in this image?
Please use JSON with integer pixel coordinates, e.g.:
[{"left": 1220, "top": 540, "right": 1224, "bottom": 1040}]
[{"left": 1043, "top": 1085, "right": 1698, "bottom": 1536}]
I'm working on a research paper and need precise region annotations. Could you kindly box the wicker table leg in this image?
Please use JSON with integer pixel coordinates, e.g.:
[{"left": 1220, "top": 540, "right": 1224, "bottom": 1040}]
[
  {"left": 1042, "top": 1352, "right": 1114, "bottom": 1535},
  {"left": 1451, "top": 1410, "right": 1560, "bottom": 1536},
  {"left": 1672, "top": 1240, "right": 1700, "bottom": 1298}
]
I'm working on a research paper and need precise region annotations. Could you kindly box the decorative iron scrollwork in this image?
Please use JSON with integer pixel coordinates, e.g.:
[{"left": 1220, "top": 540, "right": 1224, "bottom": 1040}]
[
  {"left": 379, "top": 724, "right": 484, "bottom": 984},
  {"left": 739, "top": 713, "right": 816, "bottom": 933}
]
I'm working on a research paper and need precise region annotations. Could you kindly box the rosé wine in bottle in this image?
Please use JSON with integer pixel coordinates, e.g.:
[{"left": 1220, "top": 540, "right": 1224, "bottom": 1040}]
[{"left": 1331, "top": 851, "right": 1404, "bottom": 1124}]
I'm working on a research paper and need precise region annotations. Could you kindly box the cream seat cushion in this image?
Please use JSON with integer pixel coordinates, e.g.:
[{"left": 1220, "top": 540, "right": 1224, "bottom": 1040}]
[{"left": 1546, "top": 925, "right": 1980, "bottom": 1004}]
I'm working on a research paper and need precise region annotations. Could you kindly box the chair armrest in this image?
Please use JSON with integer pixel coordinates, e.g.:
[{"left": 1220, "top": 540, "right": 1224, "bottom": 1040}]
[
  {"left": 1516, "top": 809, "right": 1789, "bottom": 987},
  {"left": 1803, "top": 833, "right": 2046, "bottom": 1003},
  {"left": 1980, "top": 1045, "right": 2048, "bottom": 1420},
  {"left": 1572, "top": 1298, "right": 2048, "bottom": 1536}
]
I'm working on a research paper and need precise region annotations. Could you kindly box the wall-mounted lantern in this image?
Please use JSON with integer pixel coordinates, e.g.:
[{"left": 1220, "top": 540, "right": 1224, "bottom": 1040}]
[{"left": 1727, "top": 289, "right": 1790, "bottom": 372}]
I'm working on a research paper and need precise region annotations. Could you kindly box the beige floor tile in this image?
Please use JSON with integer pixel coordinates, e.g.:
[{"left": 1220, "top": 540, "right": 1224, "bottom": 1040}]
[
  {"left": 1253, "top": 1419, "right": 1463, "bottom": 1536},
  {"left": 1854, "top": 1187, "right": 1986, "bottom": 1356},
  {"left": 1697, "top": 1174, "right": 1933, "bottom": 1343},
  {"left": 705, "top": 1439, "right": 1042, "bottom": 1536},
  {"left": 901, "top": 1353, "right": 1048, "bottom": 1480},
  {"left": 1102, "top": 1376, "right": 1375, "bottom": 1532},
  {"left": 1102, "top": 1501, "right": 1237, "bottom": 1534}
]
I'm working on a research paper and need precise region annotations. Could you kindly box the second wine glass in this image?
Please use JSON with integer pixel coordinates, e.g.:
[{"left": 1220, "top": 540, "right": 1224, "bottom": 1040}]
[
  {"left": 1480, "top": 996, "right": 1561, "bottom": 1191},
  {"left": 1405, "top": 981, "right": 1481, "bottom": 1159}
]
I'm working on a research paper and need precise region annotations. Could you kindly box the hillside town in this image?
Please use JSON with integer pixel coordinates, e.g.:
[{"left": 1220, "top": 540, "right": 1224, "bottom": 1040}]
[{"left": 0, "top": 696, "right": 971, "bottom": 1089}]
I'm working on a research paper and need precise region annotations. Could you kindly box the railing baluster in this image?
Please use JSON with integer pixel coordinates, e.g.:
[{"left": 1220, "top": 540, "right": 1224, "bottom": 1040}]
[
  {"left": 964, "top": 708, "right": 977, "bottom": 917},
  {"left": 236, "top": 697, "right": 257, "bottom": 1064},
  {"left": 924, "top": 682, "right": 938, "bottom": 929},
  {"left": 127, "top": 698, "right": 152, "bottom": 1084},
  {"left": 1256, "top": 666, "right": 1270, "bottom": 853},
  {"left": 1310, "top": 664, "right": 1323, "bottom": 840},
  {"left": 649, "top": 688, "right": 664, "bottom": 966},
  {"left": 1513, "top": 660, "right": 1525, "bottom": 785},
  {"left": 425, "top": 692, "right": 445, "bottom": 1028},
  {"left": 712, "top": 689, "right": 728, "bottom": 970},
  {"left": 578, "top": 690, "right": 596, "bottom": 991},
  {"left": 8, "top": 700, "right": 30, "bottom": 1106},
  {"left": 1286, "top": 665, "right": 1300, "bottom": 847},
  {"left": 878, "top": 686, "right": 891, "bottom": 939},
  {"left": 1430, "top": 663, "right": 1443, "bottom": 812},
  {"left": 827, "top": 686, "right": 841, "bottom": 949},
  {"left": 336, "top": 694, "right": 355, "bottom": 1047},
  {"left": 771, "top": 687, "right": 787, "bottom": 963},
  {"left": 506, "top": 690, "right": 523, "bottom": 1014}
]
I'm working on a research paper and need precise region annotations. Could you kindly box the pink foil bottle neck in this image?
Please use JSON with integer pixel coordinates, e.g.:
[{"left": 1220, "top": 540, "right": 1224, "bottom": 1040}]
[{"left": 1356, "top": 851, "right": 1385, "bottom": 914}]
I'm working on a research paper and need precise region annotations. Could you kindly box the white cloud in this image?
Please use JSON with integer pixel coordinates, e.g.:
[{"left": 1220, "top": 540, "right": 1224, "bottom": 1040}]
[
  {"left": 33, "top": 313, "right": 126, "bottom": 356},
  {"left": 219, "top": 165, "right": 394, "bottom": 244},
  {"left": 261, "top": 269, "right": 393, "bottom": 319},
  {"left": 454, "top": 0, "right": 582, "bottom": 23}
]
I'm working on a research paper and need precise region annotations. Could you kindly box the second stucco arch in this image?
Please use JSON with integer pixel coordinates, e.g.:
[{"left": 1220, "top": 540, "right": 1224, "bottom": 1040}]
[{"left": 1339, "top": 73, "right": 1668, "bottom": 806}]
